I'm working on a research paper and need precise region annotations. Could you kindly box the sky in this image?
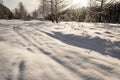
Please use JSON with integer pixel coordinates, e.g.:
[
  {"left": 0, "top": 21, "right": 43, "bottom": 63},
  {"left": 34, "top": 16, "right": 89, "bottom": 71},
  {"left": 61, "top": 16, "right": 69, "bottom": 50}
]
[
  {"left": 4, "top": 0, "right": 40, "bottom": 13},
  {"left": 3, "top": 0, "right": 120, "bottom": 13},
  {"left": 3, "top": 0, "right": 89, "bottom": 13}
]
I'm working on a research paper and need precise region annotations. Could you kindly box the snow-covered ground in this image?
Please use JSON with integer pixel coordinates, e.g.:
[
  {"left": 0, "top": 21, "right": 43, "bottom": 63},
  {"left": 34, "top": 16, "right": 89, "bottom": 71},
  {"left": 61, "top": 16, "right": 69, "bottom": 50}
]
[{"left": 0, "top": 20, "right": 120, "bottom": 80}]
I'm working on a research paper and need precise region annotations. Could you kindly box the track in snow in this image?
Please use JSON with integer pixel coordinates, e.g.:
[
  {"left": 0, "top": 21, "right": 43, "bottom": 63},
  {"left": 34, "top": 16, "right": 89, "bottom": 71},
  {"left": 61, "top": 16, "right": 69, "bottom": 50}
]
[{"left": 0, "top": 20, "right": 120, "bottom": 80}]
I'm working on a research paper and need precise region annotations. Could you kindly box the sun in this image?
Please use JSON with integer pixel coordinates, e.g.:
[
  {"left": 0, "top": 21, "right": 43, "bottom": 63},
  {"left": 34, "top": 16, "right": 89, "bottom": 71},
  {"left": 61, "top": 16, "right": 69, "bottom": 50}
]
[{"left": 72, "top": 0, "right": 88, "bottom": 7}]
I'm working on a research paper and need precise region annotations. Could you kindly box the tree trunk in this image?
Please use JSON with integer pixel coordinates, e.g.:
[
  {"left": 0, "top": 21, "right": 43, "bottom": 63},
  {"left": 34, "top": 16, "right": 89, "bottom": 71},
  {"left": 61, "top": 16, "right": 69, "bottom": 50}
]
[{"left": 50, "top": 0, "right": 55, "bottom": 23}]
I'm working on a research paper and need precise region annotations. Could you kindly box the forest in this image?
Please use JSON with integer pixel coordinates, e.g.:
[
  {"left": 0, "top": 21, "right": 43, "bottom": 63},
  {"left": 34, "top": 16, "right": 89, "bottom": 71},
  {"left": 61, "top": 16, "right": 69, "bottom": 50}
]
[{"left": 0, "top": 0, "right": 120, "bottom": 23}]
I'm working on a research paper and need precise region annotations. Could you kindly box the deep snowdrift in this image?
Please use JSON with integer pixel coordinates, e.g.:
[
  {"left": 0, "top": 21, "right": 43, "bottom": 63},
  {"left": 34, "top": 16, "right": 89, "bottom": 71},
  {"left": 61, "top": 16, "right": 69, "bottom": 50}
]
[{"left": 0, "top": 20, "right": 120, "bottom": 80}]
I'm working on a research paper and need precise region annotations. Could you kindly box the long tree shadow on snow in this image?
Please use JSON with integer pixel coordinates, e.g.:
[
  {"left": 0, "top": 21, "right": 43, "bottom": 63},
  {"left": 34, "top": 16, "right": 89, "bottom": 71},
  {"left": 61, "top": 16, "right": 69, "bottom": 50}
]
[{"left": 42, "top": 31, "right": 120, "bottom": 59}]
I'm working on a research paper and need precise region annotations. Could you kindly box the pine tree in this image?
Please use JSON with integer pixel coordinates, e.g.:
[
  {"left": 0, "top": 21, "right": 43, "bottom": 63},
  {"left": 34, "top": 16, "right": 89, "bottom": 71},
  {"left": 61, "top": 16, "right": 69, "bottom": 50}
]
[{"left": 18, "top": 2, "right": 28, "bottom": 19}]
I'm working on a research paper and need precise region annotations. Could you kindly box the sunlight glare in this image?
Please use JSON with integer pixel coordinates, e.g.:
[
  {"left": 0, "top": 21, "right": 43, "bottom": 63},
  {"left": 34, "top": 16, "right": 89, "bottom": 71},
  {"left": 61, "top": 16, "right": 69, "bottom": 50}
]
[
  {"left": 72, "top": 0, "right": 88, "bottom": 7},
  {"left": 60, "top": 0, "right": 88, "bottom": 12}
]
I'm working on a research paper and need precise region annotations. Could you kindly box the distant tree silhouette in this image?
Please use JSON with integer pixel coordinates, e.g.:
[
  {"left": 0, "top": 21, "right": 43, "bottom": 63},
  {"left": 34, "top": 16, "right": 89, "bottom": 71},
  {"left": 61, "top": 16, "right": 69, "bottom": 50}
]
[
  {"left": 0, "top": 3, "right": 13, "bottom": 19},
  {"left": 18, "top": 2, "right": 28, "bottom": 19},
  {"left": 14, "top": 2, "right": 28, "bottom": 20},
  {"left": 32, "top": 10, "right": 38, "bottom": 19},
  {"left": 14, "top": 8, "right": 19, "bottom": 19}
]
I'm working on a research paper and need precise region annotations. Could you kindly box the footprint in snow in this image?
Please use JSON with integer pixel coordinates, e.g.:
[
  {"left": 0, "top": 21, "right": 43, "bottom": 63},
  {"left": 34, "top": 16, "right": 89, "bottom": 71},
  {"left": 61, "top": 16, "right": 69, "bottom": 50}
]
[{"left": 104, "top": 31, "right": 112, "bottom": 34}]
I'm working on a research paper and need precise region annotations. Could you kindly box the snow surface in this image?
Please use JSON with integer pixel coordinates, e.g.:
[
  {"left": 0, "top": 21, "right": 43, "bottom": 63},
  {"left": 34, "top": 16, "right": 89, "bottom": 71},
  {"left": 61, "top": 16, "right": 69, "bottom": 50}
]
[{"left": 0, "top": 20, "right": 120, "bottom": 80}]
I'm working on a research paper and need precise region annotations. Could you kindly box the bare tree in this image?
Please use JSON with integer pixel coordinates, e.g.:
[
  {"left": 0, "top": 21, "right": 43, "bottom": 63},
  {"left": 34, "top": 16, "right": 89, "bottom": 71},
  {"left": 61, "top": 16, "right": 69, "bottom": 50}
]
[
  {"left": 42, "top": 0, "right": 48, "bottom": 19},
  {"left": 87, "top": 0, "right": 115, "bottom": 22},
  {"left": 46, "top": 0, "right": 64, "bottom": 23},
  {"left": 49, "top": 0, "right": 54, "bottom": 22},
  {"left": 38, "top": 0, "right": 50, "bottom": 20},
  {"left": 54, "top": 0, "right": 64, "bottom": 23},
  {"left": 42, "top": 0, "right": 45, "bottom": 19},
  {"left": 97, "top": 0, "right": 115, "bottom": 8},
  {"left": 89, "top": 0, "right": 115, "bottom": 8}
]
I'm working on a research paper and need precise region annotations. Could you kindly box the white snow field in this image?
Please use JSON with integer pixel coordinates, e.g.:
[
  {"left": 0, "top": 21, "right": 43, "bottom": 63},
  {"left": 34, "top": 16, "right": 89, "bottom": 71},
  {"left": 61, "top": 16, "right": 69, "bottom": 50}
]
[{"left": 0, "top": 20, "right": 120, "bottom": 80}]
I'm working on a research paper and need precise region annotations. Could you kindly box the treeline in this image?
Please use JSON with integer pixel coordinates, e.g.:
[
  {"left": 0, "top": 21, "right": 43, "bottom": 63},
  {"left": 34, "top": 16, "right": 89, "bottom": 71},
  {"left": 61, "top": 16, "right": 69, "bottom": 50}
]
[
  {"left": 36, "top": 0, "right": 120, "bottom": 23},
  {"left": 13, "top": 2, "right": 28, "bottom": 20},
  {"left": 52, "top": 1, "right": 120, "bottom": 23},
  {"left": 0, "top": 3, "right": 13, "bottom": 19},
  {"left": 0, "top": 0, "right": 120, "bottom": 23},
  {"left": 0, "top": 1, "right": 33, "bottom": 20},
  {"left": 85, "top": 2, "right": 120, "bottom": 23}
]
